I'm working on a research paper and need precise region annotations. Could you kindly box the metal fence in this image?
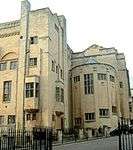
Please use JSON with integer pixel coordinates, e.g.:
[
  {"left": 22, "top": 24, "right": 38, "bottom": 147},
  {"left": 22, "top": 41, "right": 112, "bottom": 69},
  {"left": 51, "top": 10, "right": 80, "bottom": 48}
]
[
  {"left": 0, "top": 128, "right": 52, "bottom": 150},
  {"left": 119, "top": 118, "right": 133, "bottom": 150}
]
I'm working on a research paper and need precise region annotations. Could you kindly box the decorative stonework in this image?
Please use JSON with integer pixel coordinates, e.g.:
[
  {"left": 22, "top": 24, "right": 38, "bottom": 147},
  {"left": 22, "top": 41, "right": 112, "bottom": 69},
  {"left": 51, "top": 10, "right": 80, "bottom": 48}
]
[
  {"left": 0, "top": 31, "right": 20, "bottom": 38},
  {"left": 0, "top": 20, "right": 20, "bottom": 30}
]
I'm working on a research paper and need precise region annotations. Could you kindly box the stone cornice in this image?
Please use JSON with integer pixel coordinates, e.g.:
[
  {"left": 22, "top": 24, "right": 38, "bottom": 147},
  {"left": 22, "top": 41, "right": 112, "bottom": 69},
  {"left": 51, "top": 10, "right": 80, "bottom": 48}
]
[{"left": 0, "top": 20, "right": 20, "bottom": 30}]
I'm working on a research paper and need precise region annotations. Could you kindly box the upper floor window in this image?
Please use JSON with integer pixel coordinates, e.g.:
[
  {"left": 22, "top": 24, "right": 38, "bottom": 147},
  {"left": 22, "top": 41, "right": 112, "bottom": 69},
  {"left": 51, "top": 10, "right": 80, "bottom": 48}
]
[
  {"left": 61, "top": 88, "right": 64, "bottom": 102},
  {"left": 0, "top": 116, "right": 4, "bottom": 125},
  {"left": 110, "top": 75, "right": 115, "bottom": 82},
  {"left": 74, "top": 76, "right": 80, "bottom": 83},
  {"left": 29, "top": 58, "right": 37, "bottom": 67},
  {"left": 25, "top": 82, "right": 34, "bottom": 98},
  {"left": 3, "top": 81, "right": 12, "bottom": 102},
  {"left": 99, "top": 109, "right": 109, "bottom": 117},
  {"left": 55, "top": 86, "right": 60, "bottom": 102},
  {"left": 56, "top": 65, "right": 59, "bottom": 74},
  {"left": 112, "top": 106, "right": 117, "bottom": 114},
  {"left": 8, "top": 115, "right": 15, "bottom": 124},
  {"left": 84, "top": 74, "right": 94, "bottom": 94},
  {"left": 98, "top": 73, "right": 107, "bottom": 80},
  {"left": 30, "top": 36, "right": 38, "bottom": 44},
  {"left": 0, "top": 62, "right": 6, "bottom": 71},
  {"left": 61, "top": 69, "right": 63, "bottom": 79},
  {"left": 85, "top": 112, "right": 95, "bottom": 121},
  {"left": 25, "top": 82, "right": 39, "bottom": 98},
  {"left": 51, "top": 61, "right": 55, "bottom": 72},
  {"left": 10, "top": 61, "right": 18, "bottom": 70},
  {"left": 119, "top": 82, "right": 123, "bottom": 88}
]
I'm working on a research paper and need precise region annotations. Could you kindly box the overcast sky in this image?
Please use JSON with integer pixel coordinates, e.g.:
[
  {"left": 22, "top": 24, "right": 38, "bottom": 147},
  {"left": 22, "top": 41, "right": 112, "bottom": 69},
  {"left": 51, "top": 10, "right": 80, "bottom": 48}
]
[{"left": 0, "top": 0, "right": 133, "bottom": 88}]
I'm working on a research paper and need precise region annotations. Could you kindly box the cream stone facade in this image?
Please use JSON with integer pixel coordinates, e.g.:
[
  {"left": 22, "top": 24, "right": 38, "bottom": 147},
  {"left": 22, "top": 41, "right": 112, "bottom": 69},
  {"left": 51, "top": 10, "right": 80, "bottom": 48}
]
[
  {"left": 71, "top": 44, "right": 130, "bottom": 136},
  {"left": 0, "top": 0, "right": 130, "bottom": 134},
  {"left": 0, "top": 0, "right": 71, "bottom": 131}
]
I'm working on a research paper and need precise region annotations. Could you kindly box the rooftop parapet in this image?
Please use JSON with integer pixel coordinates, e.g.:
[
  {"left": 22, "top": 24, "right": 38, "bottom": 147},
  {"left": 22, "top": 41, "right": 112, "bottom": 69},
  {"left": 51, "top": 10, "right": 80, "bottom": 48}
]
[{"left": 0, "top": 20, "right": 20, "bottom": 30}]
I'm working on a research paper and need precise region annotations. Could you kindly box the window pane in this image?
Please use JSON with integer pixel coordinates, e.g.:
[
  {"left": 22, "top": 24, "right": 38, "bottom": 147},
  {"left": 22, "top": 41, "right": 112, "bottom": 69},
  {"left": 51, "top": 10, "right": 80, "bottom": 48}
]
[{"left": 3, "top": 81, "right": 12, "bottom": 101}]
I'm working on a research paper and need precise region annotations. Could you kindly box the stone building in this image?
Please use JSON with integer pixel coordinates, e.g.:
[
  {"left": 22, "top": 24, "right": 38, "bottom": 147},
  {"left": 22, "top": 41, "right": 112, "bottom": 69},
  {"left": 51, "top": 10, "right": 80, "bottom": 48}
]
[
  {"left": 71, "top": 44, "right": 130, "bottom": 136},
  {"left": 0, "top": 0, "right": 72, "bottom": 131},
  {"left": 0, "top": 0, "right": 131, "bottom": 134}
]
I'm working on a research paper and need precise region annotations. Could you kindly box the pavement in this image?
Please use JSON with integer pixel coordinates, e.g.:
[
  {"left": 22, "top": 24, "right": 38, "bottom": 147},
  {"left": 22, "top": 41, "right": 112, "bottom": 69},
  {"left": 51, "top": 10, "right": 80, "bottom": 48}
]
[{"left": 53, "top": 136, "right": 119, "bottom": 150}]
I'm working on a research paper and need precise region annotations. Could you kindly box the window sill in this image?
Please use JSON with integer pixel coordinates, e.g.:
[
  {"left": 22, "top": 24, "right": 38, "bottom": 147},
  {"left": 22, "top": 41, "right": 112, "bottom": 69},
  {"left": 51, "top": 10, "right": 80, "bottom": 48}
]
[
  {"left": 99, "top": 116, "right": 109, "bottom": 118},
  {"left": 85, "top": 120, "right": 96, "bottom": 123}
]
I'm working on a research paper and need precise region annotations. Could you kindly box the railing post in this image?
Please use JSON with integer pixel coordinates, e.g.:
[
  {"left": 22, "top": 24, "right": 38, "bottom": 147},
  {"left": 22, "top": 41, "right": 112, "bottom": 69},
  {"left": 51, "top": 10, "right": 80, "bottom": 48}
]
[{"left": 118, "top": 118, "right": 122, "bottom": 150}]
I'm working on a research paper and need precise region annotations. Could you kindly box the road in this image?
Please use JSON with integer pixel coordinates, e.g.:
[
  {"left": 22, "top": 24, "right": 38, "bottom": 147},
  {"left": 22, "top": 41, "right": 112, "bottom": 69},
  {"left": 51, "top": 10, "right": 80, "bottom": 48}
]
[{"left": 54, "top": 136, "right": 119, "bottom": 150}]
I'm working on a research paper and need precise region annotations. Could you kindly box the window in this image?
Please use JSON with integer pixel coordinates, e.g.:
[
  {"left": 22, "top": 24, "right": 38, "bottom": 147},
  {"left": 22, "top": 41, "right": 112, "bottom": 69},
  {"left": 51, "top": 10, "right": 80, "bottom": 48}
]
[
  {"left": 129, "top": 102, "right": 132, "bottom": 112},
  {"left": 110, "top": 75, "right": 115, "bottom": 82},
  {"left": 74, "top": 76, "right": 80, "bottom": 83},
  {"left": 0, "top": 62, "right": 6, "bottom": 71},
  {"left": 32, "top": 113, "right": 36, "bottom": 120},
  {"left": 99, "top": 109, "right": 109, "bottom": 117},
  {"left": 85, "top": 113, "right": 95, "bottom": 121},
  {"left": 61, "top": 69, "right": 63, "bottom": 79},
  {"left": 55, "top": 87, "right": 60, "bottom": 101},
  {"left": 56, "top": 66, "right": 59, "bottom": 74},
  {"left": 10, "top": 61, "right": 18, "bottom": 70},
  {"left": 61, "top": 88, "right": 64, "bottom": 102},
  {"left": 35, "top": 83, "right": 39, "bottom": 98},
  {"left": 75, "top": 118, "right": 81, "bottom": 125},
  {"left": 3, "top": 81, "right": 12, "bottom": 102},
  {"left": 112, "top": 106, "right": 117, "bottom": 114},
  {"left": 26, "top": 114, "right": 31, "bottom": 121},
  {"left": 119, "top": 82, "right": 123, "bottom": 88},
  {"left": 8, "top": 115, "right": 15, "bottom": 124},
  {"left": 30, "top": 36, "right": 38, "bottom": 44},
  {"left": 29, "top": 58, "right": 37, "bottom": 67},
  {"left": 98, "top": 73, "right": 107, "bottom": 80},
  {"left": 51, "top": 61, "right": 55, "bottom": 72},
  {"left": 0, "top": 116, "right": 4, "bottom": 125},
  {"left": 84, "top": 74, "right": 94, "bottom": 94},
  {"left": 25, "top": 82, "right": 34, "bottom": 98}
]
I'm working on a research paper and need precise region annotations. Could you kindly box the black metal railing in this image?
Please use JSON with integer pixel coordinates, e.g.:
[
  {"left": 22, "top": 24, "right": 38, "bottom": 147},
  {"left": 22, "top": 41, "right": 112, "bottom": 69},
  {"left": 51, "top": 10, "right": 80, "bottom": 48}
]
[
  {"left": 0, "top": 128, "right": 53, "bottom": 150},
  {"left": 118, "top": 117, "right": 133, "bottom": 150}
]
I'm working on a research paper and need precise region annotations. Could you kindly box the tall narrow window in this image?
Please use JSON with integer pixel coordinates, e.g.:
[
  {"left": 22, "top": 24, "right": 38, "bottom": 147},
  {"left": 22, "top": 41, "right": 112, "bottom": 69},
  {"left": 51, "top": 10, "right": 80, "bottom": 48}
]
[
  {"left": 35, "top": 83, "right": 39, "bottom": 97},
  {"left": 110, "top": 75, "right": 115, "bottom": 82},
  {"left": 0, "top": 62, "right": 6, "bottom": 71},
  {"left": 61, "top": 88, "right": 64, "bottom": 102},
  {"left": 55, "top": 87, "right": 60, "bottom": 101},
  {"left": 0, "top": 116, "right": 4, "bottom": 125},
  {"left": 29, "top": 58, "right": 37, "bottom": 67},
  {"left": 84, "top": 74, "right": 94, "bottom": 94},
  {"left": 10, "top": 61, "right": 18, "bottom": 70},
  {"left": 26, "top": 82, "right": 34, "bottom": 98},
  {"left": 51, "top": 61, "right": 55, "bottom": 72},
  {"left": 3, "top": 81, "right": 12, "bottom": 102}
]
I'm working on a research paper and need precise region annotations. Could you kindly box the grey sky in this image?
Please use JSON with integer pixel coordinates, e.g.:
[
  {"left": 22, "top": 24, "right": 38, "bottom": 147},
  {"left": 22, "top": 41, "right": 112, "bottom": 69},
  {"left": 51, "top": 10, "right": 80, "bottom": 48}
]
[{"left": 0, "top": 0, "right": 133, "bottom": 88}]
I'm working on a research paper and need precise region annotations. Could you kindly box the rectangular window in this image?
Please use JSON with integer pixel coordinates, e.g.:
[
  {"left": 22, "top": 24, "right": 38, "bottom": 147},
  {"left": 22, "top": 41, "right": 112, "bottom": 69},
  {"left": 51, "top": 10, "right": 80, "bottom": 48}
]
[
  {"left": 110, "top": 75, "right": 115, "bottom": 82},
  {"left": 26, "top": 82, "right": 34, "bottom": 98},
  {"left": 55, "top": 87, "right": 60, "bottom": 101},
  {"left": 29, "top": 58, "right": 37, "bottom": 67},
  {"left": 119, "top": 82, "right": 123, "bottom": 88},
  {"left": 51, "top": 61, "right": 55, "bottom": 72},
  {"left": 32, "top": 113, "right": 36, "bottom": 120},
  {"left": 26, "top": 114, "right": 31, "bottom": 121},
  {"left": 99, "top": 109, "right": 109, "bottom": 117},
  {"left": 98, "top": 73, "right": 107, "bottom": 80},
  {"left": 85, "top": 113, "right": 95, "bottom": 121},
  {"left": 56, "top": 65, "right": 59, "bottom": 74},
  {"left": 0, "top": 116, "right": 4, "bottom": 125},
  {"left": 74, "top": 76, "right": 80, "bottom": 83},
  {"left": 10, "top": 61, "right": 18, "bottom": 70},
  {"left": 30, "top": 36, "right": 38, "bottom": 44},
  {"left": 84, "top": 74, "right": 94, "bottom": 94},
  {"left": 8, "top": 115, "right": 15, "bottom": 124},
  {"left": 61, "top": 69, "right": 63, "bottom": 79},
  {"left": 3, "top": 81, "right": 12, "bottom": 102},
  {"left": 75, "top": 118, "right": 81, "bottom": 125},
  {"left": 61, "top": 88, "right": 64, "bottom": 102},
  {"left": 35, "top": 83, "right": 39, "bottom": 98},
  {"left": 112, "top": 106, "right": 117, "bottom": 114},
  {"left": 0, "top": 62, "right": 6, "bottom": 71}
]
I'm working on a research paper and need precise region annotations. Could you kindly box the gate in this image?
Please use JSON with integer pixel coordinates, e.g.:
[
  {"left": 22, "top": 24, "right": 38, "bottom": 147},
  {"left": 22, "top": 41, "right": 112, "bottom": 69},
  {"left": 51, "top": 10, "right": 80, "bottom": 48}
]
[
  {"left": 0, "top": 128, "right": 53, "bottom": 150},
  {"left": 119, "top": 118, "right": 133, "bottom": 150}
]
